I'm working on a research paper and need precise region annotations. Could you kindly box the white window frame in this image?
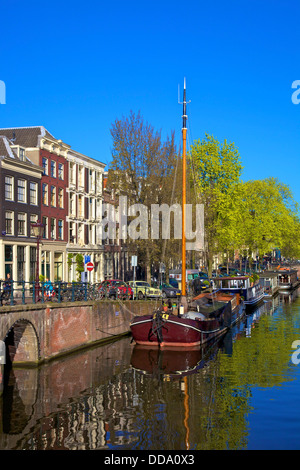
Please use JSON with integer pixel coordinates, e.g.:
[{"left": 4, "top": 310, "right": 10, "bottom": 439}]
[
  {"left": 17, "top": 212, "right": 27, "bottom": 236},
  {"left": 17, "top": 179, "right": 26, "bottom": 203},
  {"left": 29, "top": 182, "right": 38, "bottom": 205},
  {"left": 5, "top": 211, "right": 14, "bottom": 235},
  {"left": 5, "top": 175, "right": 14, "bottom": 201}
]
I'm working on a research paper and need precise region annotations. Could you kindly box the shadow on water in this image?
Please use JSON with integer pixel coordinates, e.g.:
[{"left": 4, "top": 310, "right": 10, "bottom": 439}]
[{"left": 1, "top": 286, "right": 300, "bottom": 450}]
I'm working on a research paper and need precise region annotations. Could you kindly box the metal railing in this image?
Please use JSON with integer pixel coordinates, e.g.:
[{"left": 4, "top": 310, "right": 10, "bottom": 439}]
[{"left": 0, "top": 280, "right": 166, "bottom": 306}]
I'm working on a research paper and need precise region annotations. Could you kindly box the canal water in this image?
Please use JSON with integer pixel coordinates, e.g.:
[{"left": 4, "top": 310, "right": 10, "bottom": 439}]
[{"left": 1, "top": 288, "right": 300, "bottom": 451}]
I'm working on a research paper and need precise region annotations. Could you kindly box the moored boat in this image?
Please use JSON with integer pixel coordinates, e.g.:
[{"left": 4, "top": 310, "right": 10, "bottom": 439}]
[
  {"left": 212, "top": 275, "right": 264, "bottom": 309},
  {"left": 277, "top": 268, "right": 299, "bottom": 291},
  {"left": 258, "top": 271, "right": 280, "bottom": 298},
  {"left": 130, "top": 290, "right": 244, "bottom": 348},
  {"left": 130, "top": 80, "right": 243, "bottom": 349}
]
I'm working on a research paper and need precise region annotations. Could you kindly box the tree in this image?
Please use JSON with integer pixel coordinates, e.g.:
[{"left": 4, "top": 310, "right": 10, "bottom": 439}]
[
  {"left": 189, "top": 133, "right": 243, "bottom": 276},
  {"left": 75, "top": 254, "right": 84, "bottom": 281},
  {"left": 240, "top": 178, "right": 300, "bottom": 261},
  {"left": 108, "top": 111, "right": 179, "bottom": 282}
]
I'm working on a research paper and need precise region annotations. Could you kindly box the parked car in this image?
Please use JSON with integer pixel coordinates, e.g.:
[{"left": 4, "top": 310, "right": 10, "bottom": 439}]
[
  {"left": 128, "top": 281, "right": 162, "bottom": 300},
  {"left": 198, "top": 271, "right": 208, "bottom": 279},
  {"left": 189, "top": 278, "right": 210, "bottom": 297},
  {"left": 160, "top": 283, "right": 181, "bottom": 299},
  {"left": 168, "top": 278, "right": 179, "bottom": 288},
  {"left": 99, "top": 280, "right": 133, "bottom": 300}
]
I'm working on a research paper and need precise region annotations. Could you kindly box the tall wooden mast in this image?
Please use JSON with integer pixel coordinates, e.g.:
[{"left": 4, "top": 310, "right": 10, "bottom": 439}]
[{"left": 181, "top": 78, "right": 187, "bottom": 298}]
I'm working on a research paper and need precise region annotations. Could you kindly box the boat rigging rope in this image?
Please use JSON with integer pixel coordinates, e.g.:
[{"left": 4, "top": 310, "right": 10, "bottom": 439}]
[{"left": 151, "top": 309, "right": 169, "bottom": 343}]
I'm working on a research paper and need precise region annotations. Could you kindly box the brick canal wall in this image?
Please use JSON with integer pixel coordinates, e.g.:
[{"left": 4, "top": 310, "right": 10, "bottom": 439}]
[{"left": 0, "top": 300, "right": 157, "bottom": 366}]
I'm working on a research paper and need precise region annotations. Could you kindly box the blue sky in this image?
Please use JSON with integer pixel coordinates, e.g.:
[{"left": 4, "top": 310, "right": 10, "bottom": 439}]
[{"left": 1, "top": 0, "right": 300, "bottom": 204}]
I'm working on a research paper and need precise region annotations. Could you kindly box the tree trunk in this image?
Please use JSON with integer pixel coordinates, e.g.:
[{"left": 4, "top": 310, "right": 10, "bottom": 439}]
[
  {"left": 146, "top": 246, "right": 151, "bottom": 283},
  {"left": 207, "top": 252, "right": 213, "bottom": 278}
]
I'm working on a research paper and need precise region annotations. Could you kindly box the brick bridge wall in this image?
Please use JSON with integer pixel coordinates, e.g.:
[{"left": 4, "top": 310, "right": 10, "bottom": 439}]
[{"left": 0, "top": 300, "right": 157, "bottom": 366}]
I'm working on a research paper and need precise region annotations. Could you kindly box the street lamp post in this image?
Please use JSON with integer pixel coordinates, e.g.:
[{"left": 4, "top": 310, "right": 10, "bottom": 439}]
[{"left": 31, "top": 220, "right": 44, "bottom": 303}]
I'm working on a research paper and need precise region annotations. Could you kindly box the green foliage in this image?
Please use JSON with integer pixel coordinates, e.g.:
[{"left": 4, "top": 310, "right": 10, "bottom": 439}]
[
  {"left": 240, "top": 178, "right": 300, "bottom": 258},
  {"left": 249, "top": 273, "right": 259, "bottom": 284},
  {"left": 75, "top": 254, "right": 84, "bottom": 281},
  {"left": 67, "top": 253, "right": 75, "bottom": 269},
  {"left": 189, "top": 134, "right": 243, "bottom": 275},
  {"left": 189, "top": 134, "right": 300, "bottom": 269}
]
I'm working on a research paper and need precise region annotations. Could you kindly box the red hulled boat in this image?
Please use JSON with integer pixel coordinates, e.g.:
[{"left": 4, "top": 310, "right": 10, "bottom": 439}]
[
  {"left": 130, "top": 290, "right": 243, "bottom": 348},
  {"left": 130, "top": 80, "right": 244, "bottom": 349}
]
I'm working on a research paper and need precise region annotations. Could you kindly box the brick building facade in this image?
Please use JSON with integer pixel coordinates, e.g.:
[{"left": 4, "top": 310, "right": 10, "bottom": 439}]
[{"left": 0, "top": 135, "right": 43, "bottom": 282}]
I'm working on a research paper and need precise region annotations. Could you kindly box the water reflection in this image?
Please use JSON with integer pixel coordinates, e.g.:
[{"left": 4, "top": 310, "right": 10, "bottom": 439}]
[
  {"left": 1, "top": 287, "right": 300, "bottom": 450},
  {"left": 130, "top": 342, "right": 220, "bottom": 380}
]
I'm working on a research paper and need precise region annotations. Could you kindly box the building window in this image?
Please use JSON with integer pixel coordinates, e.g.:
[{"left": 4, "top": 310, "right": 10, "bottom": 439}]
[
  {"left": 5, "top": 211, "right": 13, "bottom": 235},
  {"left": 42, "top": 216, "right": 48, "bottom": 239},
  {"left": 42, "top": 157, "right": 48, "bottom": 175},
  {"left": 41, "top": 250, "right": 50, "bottom": 280},
  {"left": 50, "top": 186, "right": 56, "bottom": 207},
  {"left": 17, "top": 246, "right": 25, "bottom": 283},
  {"left": 50, "top": 218, "right": 56, "bottom": 239},
  {"left": 17, "top": 179, "right": 26, "bottom": 203},
  {"left": 79, "top": 165, "right": 84, "bottom": 187},
  {"left": 89, "top": 224, "right": 94, "bottom": 244},
  {"left": 89, "top": 197, "right": 94, "bottom": 219},
  {"left": 70, "top": 162, "right": 76, "bottom": 184},
  {"left": 5, "top": 176, "right": 13, "bottom": 200},
  {"left": 5, "top": 245, "right": 13, "bottom": 278},
  {"left": 78, "top": 223, "right": 84, "bottom": 244},
  {"left": 58, "top": 188, "right": 64, "bottom": 208},
  {"left": 69, "top": 222, "right": 75, "bottom": 243},
  {"left": 42, "top": 183, "right": 48, "bottom": 205},
  {"left": 58, "top": 163, "right": 64, "bottom": 180},
  {"left": 70, "top": 193, "right": 75, "bottom": 215},
  {"left": 17, "top": 213, "right": 26, "bottom": 236},
  {"left": 30, "top": 247, "right": 36, "bottom": 282},
  {"left": 58, "top": 219, "right": 63, "bottom": 240},
  {"left": 30, "top": 214, "right": 38, "bottom": 236},
  {"left": 78, "top": 195, "right": 83, "bottom": 217},
  {"left": 96, "top": 198, "right": 101, "bottom": 219},
  {"left": 54, "top": 252, "right": 63, "bottom": 281},
  {"left": 50, "top": 160, "right": 56, "bottom": 178},
  {"left": 30, "top": 182, "right": 38, "bottom": 205},
  {"left": 19, "top": 148, "right": 26, "bottom": 161},
  {"left": 89, "top": 169, "right": 95, "bottom": 192}
]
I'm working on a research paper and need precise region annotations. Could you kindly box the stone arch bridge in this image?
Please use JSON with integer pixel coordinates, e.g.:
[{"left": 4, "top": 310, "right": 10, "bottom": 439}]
[{"left": 0, "top": 300, "right": 155, "bottom": 368}]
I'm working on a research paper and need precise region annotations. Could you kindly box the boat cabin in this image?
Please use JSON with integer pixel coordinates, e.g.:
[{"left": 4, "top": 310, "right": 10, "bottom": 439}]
[
  {"left": 212, "top": 276, "right": 251, "bottom": 290},
  {"left": 258, "top": 271, "right": 279, "bottom": 298},
  {"left": 277, "top": 269, "right": 298, "bottom": 290},
  {"left": 212, "top": 276, "right": 264, "bottom": 307}
]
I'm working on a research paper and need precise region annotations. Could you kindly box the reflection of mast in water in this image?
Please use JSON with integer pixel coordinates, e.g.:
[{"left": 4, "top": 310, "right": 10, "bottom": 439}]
[{"left": 182, "top": 376, "right": 190, "bottom": 450}]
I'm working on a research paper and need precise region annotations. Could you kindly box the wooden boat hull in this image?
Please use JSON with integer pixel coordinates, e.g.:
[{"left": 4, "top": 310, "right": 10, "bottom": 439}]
[
  {"left": 130, "top": 300, "right": 233, "bottom": 348},
  {"left": 130, "top": 314, "right": 228, "bottom": 347}
]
